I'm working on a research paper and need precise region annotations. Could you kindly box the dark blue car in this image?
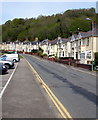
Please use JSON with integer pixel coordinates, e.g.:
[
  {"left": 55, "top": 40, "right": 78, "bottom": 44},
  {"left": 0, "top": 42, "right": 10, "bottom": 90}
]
[{"left": 0, "top": 63, "right": 8, "bottom": 75}]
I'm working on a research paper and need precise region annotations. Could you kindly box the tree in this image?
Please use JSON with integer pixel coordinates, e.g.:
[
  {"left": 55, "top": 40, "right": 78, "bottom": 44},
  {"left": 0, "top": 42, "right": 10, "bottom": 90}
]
[{"left": 2, "top": 8, "right": 95, "bottom": 42}]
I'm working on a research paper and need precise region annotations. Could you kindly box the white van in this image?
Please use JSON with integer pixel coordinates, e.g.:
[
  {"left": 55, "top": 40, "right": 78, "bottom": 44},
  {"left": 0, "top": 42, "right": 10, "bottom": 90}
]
[
  {"left": 0, "top": 54, "right": 20, "bottom": 62},
  {"left": 0, "top": 60, "right": 14, "bottom": 69}
]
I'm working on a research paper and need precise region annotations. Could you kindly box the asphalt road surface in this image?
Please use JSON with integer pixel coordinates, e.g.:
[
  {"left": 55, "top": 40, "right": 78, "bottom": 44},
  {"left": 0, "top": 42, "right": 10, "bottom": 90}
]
[{"left": 23, "top": 54, "right": 97, "bottom": 119}]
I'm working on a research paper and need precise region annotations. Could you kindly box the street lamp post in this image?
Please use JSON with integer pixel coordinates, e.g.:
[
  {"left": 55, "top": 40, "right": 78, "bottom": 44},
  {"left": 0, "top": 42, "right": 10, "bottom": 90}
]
[{"left": 86, "top": 18, "right": 94, "bottom": 71}]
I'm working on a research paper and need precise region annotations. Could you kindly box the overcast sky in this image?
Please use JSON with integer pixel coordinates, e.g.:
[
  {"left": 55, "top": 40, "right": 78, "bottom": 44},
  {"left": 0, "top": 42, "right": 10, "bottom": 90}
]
[{"left": 0, "top": 2, "right": 96, "bottom": 24}]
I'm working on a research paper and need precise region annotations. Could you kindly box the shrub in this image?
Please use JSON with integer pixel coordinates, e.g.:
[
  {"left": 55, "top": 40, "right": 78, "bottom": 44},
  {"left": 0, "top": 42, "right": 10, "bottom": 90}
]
[
  {"left": 94, "top": 52, "right": 98, "bottom": 66},
  {"left": 40, "top": 53, "right": 47, "bottom": 57},
  {"left": 31, "top": 49, "right": 39, "bottom": 53}
]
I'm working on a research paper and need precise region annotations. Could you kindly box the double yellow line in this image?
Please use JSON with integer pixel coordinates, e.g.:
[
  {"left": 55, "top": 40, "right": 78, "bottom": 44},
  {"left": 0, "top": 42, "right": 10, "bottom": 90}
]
[{"left": 24, "top": 57, "right": 73, "bottom": 120}]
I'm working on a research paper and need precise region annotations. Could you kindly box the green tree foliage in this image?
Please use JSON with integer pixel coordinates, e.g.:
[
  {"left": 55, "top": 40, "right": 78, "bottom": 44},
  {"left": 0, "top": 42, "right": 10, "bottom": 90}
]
[
  {"left": 94, "top": 52, "right": 98, "bottom": 66},
  {"left": 0, "top": 25, "right": 2, "bottom": 42},
  {"left": 1, "top": 8, "right": 96, "bottom": 42}
]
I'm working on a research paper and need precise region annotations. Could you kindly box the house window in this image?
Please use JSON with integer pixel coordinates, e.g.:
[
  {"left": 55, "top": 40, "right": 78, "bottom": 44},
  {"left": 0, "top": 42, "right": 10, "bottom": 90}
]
[
  {"left": 76, "top": 41, "right": 78, "bottom": 47},
  {"left": 62, "top": 51, "right": 64, "bottom": 57},
  {"left": 81, "top": 39, "right": 85, "bottom": 45},
  {"left": 72, "top": 42, "right": 74, "bottom": 47},
  {"left": 59, "top": 44, "right": 61, "bottom": 48},
  {"left": 72, "top": 52, "right": 74, "bottom": 57},
  {"left": 80, "top": 53, "right": 85, "bottom": 59},
  {"left": 76, "top": 52, "right": 78, "bottom": 59},
  {"left": 80, "top": 40, "right": 81, "bottom": 45},
  {"left": 68, "top": 53, "right": 70, "bottom": 57},
  {"left": 59, "top": 52, "right": 61, "bottom": 57},
  {"left": 86, "top": 51, "right": 91, "bottom": 59}
]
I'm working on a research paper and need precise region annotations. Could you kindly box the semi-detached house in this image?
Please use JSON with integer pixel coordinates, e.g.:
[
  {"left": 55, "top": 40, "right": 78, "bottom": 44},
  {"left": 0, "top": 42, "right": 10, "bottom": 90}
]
[
  {"left": 0, "top": 30, "right": 98, "bottom": 65},
  {"left": 78, "top": 30, "right": 98, "bottom": 64},
  {"left": 56, "top": 37, "right": 71, "bottom": 58},
  {"left": 70, "top": 30, "right": 98, "bottom": 64}
]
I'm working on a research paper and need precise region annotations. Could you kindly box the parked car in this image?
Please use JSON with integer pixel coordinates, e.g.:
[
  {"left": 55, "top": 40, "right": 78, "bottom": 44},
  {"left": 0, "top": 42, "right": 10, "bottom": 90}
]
[
  {"left": 0, "top": 59, "right": 14, "bottom": 69},
  {"left": 0, "top": 63, "right": 8, "bottom": 75},
  {"left": 0, "top": 53, "right": 20, "bottom": 62},
  {"left": 95, "top": 66, "right": 98, "bottom": 71}
]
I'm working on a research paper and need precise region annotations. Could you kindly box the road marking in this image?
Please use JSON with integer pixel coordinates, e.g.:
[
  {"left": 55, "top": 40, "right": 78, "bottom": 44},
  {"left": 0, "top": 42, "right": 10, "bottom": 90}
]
[
  {"left": 0, "top": 63, "right": 18, "bottom": 99},
  {"left": 24, "top": 56, "right": 73, "bottom": 119},
  {"left": 43, "top": 85, "right": 67, "bottom": 119}
]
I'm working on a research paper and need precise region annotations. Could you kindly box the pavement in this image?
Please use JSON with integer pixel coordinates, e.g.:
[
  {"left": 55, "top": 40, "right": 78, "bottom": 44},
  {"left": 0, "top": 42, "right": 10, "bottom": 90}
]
[{"left": 2, "top": 58, "right": 60, "bottom": 118}]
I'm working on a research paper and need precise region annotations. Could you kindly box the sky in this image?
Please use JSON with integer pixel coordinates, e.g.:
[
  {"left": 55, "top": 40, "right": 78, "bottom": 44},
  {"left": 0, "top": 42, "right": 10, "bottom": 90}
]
[{"left": 0, "top": 1, "right": 97, "bottom": 25}]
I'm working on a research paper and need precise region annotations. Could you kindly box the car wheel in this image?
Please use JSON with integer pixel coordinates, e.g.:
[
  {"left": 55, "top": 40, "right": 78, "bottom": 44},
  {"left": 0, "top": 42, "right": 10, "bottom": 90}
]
[
  {"left": 13, "top": 59, "right": 16, "bottom": 62},
  {"left": 5, "top": 64, "right": 10, "bottom": 69}
]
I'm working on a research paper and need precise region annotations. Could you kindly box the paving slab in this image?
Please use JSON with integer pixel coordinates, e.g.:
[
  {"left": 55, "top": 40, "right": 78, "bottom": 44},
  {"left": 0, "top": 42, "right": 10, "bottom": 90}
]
[{"left": 2, "top": 58, "right": 58, "bottom": 118}]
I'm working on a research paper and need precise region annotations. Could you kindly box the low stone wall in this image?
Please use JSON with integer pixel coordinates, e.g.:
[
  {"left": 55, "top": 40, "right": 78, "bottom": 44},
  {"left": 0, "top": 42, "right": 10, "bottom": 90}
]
[
  {"left": 74, "top": 63, "right": 92, "bottom": 70},
  {"left": 57, "top": 60, "right": 92, "bottom": 70},
  {"left": 57, "top": 59, "right": 69, "bottom": 65},
  {"left": 25, "top": 53, "right": 92, "bottom": 71}
]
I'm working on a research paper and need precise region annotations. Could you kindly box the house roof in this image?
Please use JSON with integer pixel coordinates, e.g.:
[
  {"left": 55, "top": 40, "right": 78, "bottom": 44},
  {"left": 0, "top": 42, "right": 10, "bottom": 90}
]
[
  {"left": 14, "top": 40, "right": 21, "bottom": 44},
  {"left": 79, "top": 31, "right": 92, "bottom": 38},
  {"left": 22, "top": 40, "right": 31, "bottom": 45},
  {"left": 71, "top": 34, "right": 78, "bottom": 42},
  {"left": 40, "top": 39, "right": 49, "bottom": 45},
  {"left": 74, "top": 34, "right": 78, "bottom": 39},
  {"left": 49, "top": 39, "right": 58, "bottom": 45},
  {"left": 79, "top": 28, "right": 98, "bottom": 38},
  {"left": 61, "top": 38, "right": 71, "bottom": 43},
  {"left": 5, "top": 41, "right": 11, "bottom": 44},
  {"left": 32, "top": 40, "right": 39, "bottom": 45},
  {"left": 50, "top": 37, "right": 71, "bottom": 45}
]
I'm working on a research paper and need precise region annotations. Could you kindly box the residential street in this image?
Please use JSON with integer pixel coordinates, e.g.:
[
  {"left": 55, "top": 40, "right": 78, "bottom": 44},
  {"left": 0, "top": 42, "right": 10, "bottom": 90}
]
[
  {"left": 1, "top": 2, "right": 98, "bottom": 119},
  {"left": 2, "top": 58, "right": 59, "bottom": 118},
  {"left": 23, "top": 54, "right": 96, "bottom": 118}
]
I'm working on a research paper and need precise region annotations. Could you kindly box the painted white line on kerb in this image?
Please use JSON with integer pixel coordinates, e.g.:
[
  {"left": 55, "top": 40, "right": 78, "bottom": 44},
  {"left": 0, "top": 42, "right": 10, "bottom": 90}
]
[{"left": 0, "top": 63, "right": 18, "bottom": 99}]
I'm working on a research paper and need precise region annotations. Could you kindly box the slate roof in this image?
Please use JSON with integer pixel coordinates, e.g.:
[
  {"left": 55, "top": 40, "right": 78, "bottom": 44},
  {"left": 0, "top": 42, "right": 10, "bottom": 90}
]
[
  {"left": 50, "top": 39, "right": 58, "bottom": 45},
  {"left": 40, "top": 39, "right": 49, "bottom": 45},
  {"left": 74, "top": 34, "right": 78, "bottom": 39},
  {"left": 14, "top": 40, "right": 21, "bottom": 44},
  {"left": 22, "top": 40, "right": 31, "bottom": 45},
  {"left": 61, "top": 38, "right": 71, "bottom": 43},
  {"left": 5, "top": 41, "right": 11, "bottom": 44},
  {"left": 79, "top": 31, "right": 92, "bottom": 38},
  {"left": 49, "top": 37, "right": 71, "bottom": 45},
  {"left": 32, "top": 40, "right": 39, "bottom": 45},
  {"left": 79, "top": 28, "right": 98, "bottom": 38}
]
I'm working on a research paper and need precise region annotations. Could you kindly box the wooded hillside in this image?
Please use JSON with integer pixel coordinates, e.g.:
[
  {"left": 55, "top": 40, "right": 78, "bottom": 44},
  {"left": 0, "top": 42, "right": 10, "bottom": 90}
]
[{"left": 1, "top": 8, "right": 95, "bottom": 42}]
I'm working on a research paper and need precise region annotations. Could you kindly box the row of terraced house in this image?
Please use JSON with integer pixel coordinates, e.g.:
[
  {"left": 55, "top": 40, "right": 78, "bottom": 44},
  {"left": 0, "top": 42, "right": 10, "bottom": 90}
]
[{"left": 0, "top": 30, "right": 98, "bottom": 64}]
